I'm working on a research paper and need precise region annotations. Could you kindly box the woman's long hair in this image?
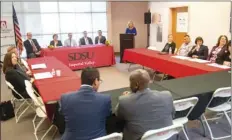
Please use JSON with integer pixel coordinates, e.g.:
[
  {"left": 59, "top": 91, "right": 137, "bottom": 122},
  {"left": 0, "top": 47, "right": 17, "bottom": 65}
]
[
  {"left": 2, "top": 52, "right": 15, "bottom": 74},
  {"left": 216, "top": 35, "right": 228, "bottom": 47}
]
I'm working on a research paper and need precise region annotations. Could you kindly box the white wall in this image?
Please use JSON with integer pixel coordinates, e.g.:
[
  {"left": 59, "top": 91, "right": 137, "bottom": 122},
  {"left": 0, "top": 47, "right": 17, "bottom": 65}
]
[{"left": 149, "top": 2, "right": 231, "bottom": 51}]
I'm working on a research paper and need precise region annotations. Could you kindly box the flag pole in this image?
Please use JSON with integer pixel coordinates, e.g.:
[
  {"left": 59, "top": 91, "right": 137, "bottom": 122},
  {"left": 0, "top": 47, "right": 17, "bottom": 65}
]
[{"left": 12, "top": 2, "right": 22, "bottom": 62}]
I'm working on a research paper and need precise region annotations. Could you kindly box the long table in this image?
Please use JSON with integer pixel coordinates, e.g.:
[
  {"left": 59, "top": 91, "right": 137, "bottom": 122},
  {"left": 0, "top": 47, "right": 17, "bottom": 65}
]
[
  {"left": 27, "top": 57, "right": 81, "bottom": 119},
  {"left": 102, "top": 71, "right": 231, "bottom": 120},
  {"left": 41, "top": 45, "right": 116, "bottom": 70},
  {"left": 123, "top": 48, "right": 227, "bottom": 78}
]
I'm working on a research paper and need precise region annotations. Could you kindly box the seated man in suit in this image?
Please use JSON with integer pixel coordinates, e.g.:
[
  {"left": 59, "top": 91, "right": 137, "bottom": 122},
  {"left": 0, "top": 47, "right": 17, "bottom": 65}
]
[
  {"left": 95, "top": 30, "right": 106, "bottom": 44},
  {"left": 60, "top": 67, "right": 111, "bottom": 140},
  {"left": 115, "top": 69, "right": 175, "bottom": 140},
  {"left": 79, "top": 31, "right": 93, "bottom": 46},
  {"left": 23, "top": 32, "right": 41, "bottom": 59}
]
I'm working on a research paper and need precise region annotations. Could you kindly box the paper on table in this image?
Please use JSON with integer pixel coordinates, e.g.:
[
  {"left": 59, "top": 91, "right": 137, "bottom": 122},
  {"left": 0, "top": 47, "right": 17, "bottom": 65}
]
[
  {"left": 31, "top": 63, "right": 47, "bottom": 69},
  {"left": 171, "top": 56, "right": 191, "bottom": 60},
  {"left": 207, "top": 63, "right": 230, "bottom": 69},
  {"left": 34, "top": 72, "right": 53, "bottom": 80},
  {"left": 187, "top": 59, "right": 210, "bottom": 63}
]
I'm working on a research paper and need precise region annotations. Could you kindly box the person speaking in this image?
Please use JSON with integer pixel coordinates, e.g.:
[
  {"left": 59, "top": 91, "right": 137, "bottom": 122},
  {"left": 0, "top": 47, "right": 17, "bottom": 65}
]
[{"left": 125, "top": 21, "right": 137, "bottom": 36}]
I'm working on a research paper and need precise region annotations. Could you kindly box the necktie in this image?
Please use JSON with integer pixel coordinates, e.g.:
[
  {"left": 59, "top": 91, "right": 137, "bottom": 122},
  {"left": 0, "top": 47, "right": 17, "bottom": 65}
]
[
  {"left": 98, "top": 37, "right": 101, "bottom": 44},
  {"left": 85, "top": 38, "right": 89, "bottom": 45},
  {"left": 70, "top": 39, "right": 72, "bottom": 46},
  {"left": 30, "top": 40, "right": 37, "bottom": 52}
]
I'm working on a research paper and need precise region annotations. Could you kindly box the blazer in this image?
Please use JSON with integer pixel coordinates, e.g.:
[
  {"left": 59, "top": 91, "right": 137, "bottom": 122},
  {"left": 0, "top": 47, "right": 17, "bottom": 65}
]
[
  {"left": 216, "top": 51, "right": 231, "bottom": 64},
  {"left": 125, "top": 27, "right": 137, "bottom": 36},
  {"left": 116, "top": 89, "right": 175, "bottom": 140},
  {"left": 60, "top": 85, "right": 111, "bottom": 140},
  {"left": 208, "top": 45, "right": 228, "bottom": 64},
  {"left": 161, "top": 42, "right": 176, "bottom": 54},
  {"left": 24, "top": 39, "right": 41, "bottom": 58},
  {"left": 5, "top": 67, "right": 30, "bottom": 99},
  {"left": 79, "top": 37, "right": 93, "bottom": 45},
  {"left": 95, "top": 36, "right": 106, "bottom": 44},
  {"left": 50, "top": 40, "right": 63, "bottom": 47},
  {"left": 188, "top": 45, "right": 209, "bottom": 60}
]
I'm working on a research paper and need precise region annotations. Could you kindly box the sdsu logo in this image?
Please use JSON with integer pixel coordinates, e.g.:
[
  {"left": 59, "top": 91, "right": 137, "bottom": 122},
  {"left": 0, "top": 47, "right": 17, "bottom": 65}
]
[
  {"left": 1, "top": 21, "right": 7, "bottom": 29},
  {"left": 68, "top": 52, "right": 94, "bottom": 61},
  {"left": 1, "top": 20, "right": 12, "bottom": 34}
]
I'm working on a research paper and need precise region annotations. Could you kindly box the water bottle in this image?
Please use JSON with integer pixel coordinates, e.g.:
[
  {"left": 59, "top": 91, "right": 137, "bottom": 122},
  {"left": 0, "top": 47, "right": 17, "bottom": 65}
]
[
  {"left": 51, "top": 69, "right": 55, "bottom": 76},
  {"left": 169, "top": 48, "right": 172, "bottom": 54}
]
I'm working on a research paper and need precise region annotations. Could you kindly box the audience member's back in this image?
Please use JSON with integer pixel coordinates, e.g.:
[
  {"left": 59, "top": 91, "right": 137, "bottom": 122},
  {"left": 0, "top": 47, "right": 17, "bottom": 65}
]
[
  {"left": 116, "top": 69, "right": 175, "bottom": 140},
  {"left": 118, "top": 90, "right": 174, "bottom": 140},
  {"left": 60, "top": 67, "right": 111, "bottom": 140}
]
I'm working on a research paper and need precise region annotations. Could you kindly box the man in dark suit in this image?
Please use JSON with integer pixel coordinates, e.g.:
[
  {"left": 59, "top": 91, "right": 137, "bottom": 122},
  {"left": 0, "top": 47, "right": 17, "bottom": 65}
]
[
  {"left": 115, "top": 69, "right": 175, "bottom": 140},
  {"left": 79, "top": 31, "right": 93, "bottom": 46},
  {"left": 23, "top": 32, "right": 41, "bottom": 59},
  {"left": 95, "top": 30, "right": 106, "bottom": 44},
  {"left": 60, "top": 67, "right": 111, "bottom": 140}
]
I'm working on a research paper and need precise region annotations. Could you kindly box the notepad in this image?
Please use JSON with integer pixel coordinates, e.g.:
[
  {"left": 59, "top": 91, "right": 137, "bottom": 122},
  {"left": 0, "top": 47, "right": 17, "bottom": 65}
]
[
  {"left": 187, "top": 59, "right": 210, "bottom": 63},
  {"left": 207, "top": 63, "right": 230, "bottom": 69},
  {"left": 171, "top": 56, "right": 190, "bottom": 60},
  {"left": 34, "top": 72, "right": 53, "bottom": 80},
  {"left": 31, "top": 63, "right": 47, "bottom": 69}
]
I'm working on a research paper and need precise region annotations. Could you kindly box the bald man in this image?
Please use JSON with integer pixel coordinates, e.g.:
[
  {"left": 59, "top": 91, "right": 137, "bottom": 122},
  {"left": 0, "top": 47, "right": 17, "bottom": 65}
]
[
  {"left": 23, "top": 32, "right": 41, "bottom": 58},
  {"left": 115, "top": 69, "right": 175, "bottom": 140}
]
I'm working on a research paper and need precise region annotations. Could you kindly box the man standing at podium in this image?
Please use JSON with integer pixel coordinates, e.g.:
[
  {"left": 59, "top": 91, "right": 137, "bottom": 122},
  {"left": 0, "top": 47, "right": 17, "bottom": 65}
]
[{"left": 125, "top": 21, "right": 137, "bottom": 36}]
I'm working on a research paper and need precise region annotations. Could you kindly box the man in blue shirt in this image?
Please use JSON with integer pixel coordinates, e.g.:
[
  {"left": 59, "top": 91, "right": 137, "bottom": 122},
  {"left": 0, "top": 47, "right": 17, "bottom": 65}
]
[{"left": 60, "top": 67, "right": 112, "bottom": 140}]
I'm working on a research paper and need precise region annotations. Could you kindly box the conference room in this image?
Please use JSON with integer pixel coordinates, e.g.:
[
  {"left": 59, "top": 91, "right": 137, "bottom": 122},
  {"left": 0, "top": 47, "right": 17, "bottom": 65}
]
[{"left": 1, "top": 1, "right": 231, "bottom": 140}]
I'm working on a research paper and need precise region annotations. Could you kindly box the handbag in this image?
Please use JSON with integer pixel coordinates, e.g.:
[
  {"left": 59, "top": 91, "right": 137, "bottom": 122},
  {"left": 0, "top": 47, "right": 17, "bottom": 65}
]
[{"left": 0, "top": 100, "right": 15, "bottom": 121}]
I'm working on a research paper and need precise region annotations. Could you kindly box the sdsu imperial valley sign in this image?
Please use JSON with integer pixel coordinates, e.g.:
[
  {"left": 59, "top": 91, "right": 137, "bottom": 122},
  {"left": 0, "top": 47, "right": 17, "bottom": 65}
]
[{"left": 68, "top": 52, "right": 96, "bottom": 67}]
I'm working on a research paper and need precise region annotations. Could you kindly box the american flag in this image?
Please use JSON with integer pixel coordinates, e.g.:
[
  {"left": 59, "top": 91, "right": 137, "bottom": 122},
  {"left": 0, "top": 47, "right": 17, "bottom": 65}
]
[{"left": 12, "top": 5, "right": 23, "bottom": 54}]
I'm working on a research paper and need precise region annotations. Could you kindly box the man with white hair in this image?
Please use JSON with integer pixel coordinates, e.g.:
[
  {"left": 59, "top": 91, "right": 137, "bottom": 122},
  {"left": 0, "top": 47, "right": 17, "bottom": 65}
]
[
  {"left": 115, "top": 69, "right": 175, "bottom": 140},
  {"left": 23, "top": 32, "right": 41, "bottom": 58}
]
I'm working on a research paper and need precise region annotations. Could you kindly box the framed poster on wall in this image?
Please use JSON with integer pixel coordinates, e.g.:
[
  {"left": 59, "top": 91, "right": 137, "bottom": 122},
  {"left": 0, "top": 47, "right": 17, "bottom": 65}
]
[{"left": 176, "top": 12, "right": 188, "bottom": 33}]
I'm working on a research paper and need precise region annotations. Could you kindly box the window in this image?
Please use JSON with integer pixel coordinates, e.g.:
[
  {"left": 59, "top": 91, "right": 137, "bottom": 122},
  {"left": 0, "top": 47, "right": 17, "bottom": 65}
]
[
  {"left": 40, "top": 2, "right": 58, "bottom": 13},
  {"left": 76, "top": 13, "right": 92, "bottom": 32},
  {"left": 91, "top": 2, "right": 106, "bottom": 12},
  {"left": 2, "top": 2, "right": 107, "bottom": 47},
  {"left": 41, "top": 14, "right": 60, "bottom": 34},
  {"left": 60, "top": 14, "right": 77, "bottom": 33},
  {"left": 92, "top": 13, "right": 107, "bottom": 32}
]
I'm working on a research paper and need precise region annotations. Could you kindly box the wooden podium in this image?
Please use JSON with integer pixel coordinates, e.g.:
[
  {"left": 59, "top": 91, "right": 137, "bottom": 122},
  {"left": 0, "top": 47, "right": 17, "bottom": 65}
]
[{"left": 119, "top": 34, "right": 135, "bottom": 63}]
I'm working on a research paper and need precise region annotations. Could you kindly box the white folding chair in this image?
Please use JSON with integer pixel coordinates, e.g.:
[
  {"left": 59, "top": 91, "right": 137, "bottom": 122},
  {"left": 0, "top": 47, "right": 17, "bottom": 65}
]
[
  {"left": 5, "top": 80, "right": 34, "bottom": 123},
  {"left": 141, "top": 124, "right": 188, "bottom": 140},
  {"left": 173, "top": 97, "right": 199, "bottom": 139},
  {"left": 93, "top": 133, "right": 123, "bottom": 140},
  {"left": 25, "top": 80, "right": 57, "bottom": 140},
  {"left": 202, "top": 87, "right": 231, "bottom": 140},
  {"left": 21, "top": 58, "right": 29, "bottom": 69}
]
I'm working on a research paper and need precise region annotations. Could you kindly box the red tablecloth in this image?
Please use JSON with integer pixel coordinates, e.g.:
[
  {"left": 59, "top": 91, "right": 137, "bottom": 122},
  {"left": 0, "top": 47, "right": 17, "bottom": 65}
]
[
  {"left": 41, "top": 45, "right": 116, "bottom": 70},
  {"left": 123, "top": 48, "right": 227, "bottom": 78},
  {"left": 27, "top": 57, "right": 81, "bottom": 120}
]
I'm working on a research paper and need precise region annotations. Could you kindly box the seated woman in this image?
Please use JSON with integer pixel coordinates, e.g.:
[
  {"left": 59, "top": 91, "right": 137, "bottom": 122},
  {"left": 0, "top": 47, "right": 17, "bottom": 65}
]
[
  {"left": 50, "top": 34, "right": 63, "bottom": 48},
  {"left": 208, "top": 35, "right": 228, "bottom": 63},
  {"left": 188, "top": 37, "right": 208, "bottom": 60},
  {"left": 3, "top": 52, "right": 35, "bottom": 99},
  {"left": 161, "top": 34, "right": 176, "bottom": 54},
  {"left": 216, "top": 40, "right": 231, "bottom": 66}
]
